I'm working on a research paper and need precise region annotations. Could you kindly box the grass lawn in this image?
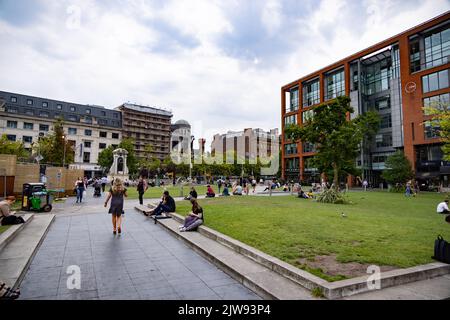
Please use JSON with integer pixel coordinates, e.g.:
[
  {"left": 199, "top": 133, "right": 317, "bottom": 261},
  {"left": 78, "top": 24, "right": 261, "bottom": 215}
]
[
  {"left": 126, "top": 185, "right": 208, "bottom": 200},
  {"left": 175, "top": 191, "right": 450, "bottom": 281},
  {"left": 0, "top": 225, "right": 10, "bottom": 234}
]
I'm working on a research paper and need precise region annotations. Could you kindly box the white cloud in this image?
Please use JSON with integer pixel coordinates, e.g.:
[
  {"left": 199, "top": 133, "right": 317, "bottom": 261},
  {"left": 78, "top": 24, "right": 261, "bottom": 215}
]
[{"left": 0, "top": 0, "right": 449, "bottom": 151}]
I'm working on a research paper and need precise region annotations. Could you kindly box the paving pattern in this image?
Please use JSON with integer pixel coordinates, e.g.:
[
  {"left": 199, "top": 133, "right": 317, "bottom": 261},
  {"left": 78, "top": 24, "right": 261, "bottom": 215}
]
[{"left": 19, "top": 202, "right": 260, "bottom": 300}]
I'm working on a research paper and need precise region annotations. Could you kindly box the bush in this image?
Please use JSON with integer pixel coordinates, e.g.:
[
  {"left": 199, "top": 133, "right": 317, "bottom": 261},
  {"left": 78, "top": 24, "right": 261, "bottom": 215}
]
[
  {"left": 389, "top": 185, "right": 404, "bottom": 193},
  {"left": 316, "top": 188, "right": 350, "bottom": 204}
]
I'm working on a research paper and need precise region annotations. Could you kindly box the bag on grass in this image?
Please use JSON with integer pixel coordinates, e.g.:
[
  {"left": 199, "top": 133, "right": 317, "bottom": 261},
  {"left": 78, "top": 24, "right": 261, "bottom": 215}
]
[
  {"left": 433, "top": 235, "right": 450, "bottom": 264},
  {"left": 1, "top": 215, "right": 25, "bottom": 226}
]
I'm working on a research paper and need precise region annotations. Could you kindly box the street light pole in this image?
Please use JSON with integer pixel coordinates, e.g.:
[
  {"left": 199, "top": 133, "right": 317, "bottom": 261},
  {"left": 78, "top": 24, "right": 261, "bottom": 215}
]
[{"left": 62, "top": 135, "right": 66, "bottom": 168}]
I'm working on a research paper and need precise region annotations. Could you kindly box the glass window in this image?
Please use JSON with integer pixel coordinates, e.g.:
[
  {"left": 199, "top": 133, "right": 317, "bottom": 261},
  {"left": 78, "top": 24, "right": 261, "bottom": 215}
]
[
  {"left": 284, "top": 115, "right": 297, "bottom": 125},
  {"left": 101, "top": 111, "right": 106, "bottom": 116},
  {"left": 42, "top": 102, "right": 48, "bottom": 107},
  {"left": 23, "top": 122, "right": 33, "bottom": 130},
  {"left": 23, "top": 136, "right": 32, "bottom": 143},
  {"left": 422, "top": 69, "right": 450, "bottom": 93},
  {"left": 303, "top": 142, "right": 316, "bottom": 153},
  {"left": 423, "top": 93, "right": 450, "bottom": 114},
  {"left": 39, "top": 124, "right": 49, "bottom": 131},
  {"left": 99, "top": 143, "right": 107, "bottom": 149},
  {"left": 26, "top": 99, "right": 33, "bottom": 105},
  {"left": 70, "top": 106, "right": 76, "bottom": 112},
  {"left": 100, "top": 131, "right": 107, "bottom": 138},
  {"left": 85, "top": 129, "right": 92, "bottom": 136},
  {"left": 112, "top": 133, "right": 119, "bottom": 139},
  {"left": 303, "top": 79, "right": 320, "bottom": 107},
  {"left": 380, "top": 114, "right": 392, "bottom": 129},
  {"left": 284, "top": 143, "right": 298, "bottom": 155},
  {"left": 6, "top": 135, "right": 16, "bottom": 141},
  {"left": 113, "top": 113, "right": 119, "bottom": 118},
  {"left": 7, "top": 107, "right": 18, "bottom": 113},
  {"left": 376, "top": 133, "right": 393, "bottom": 148},
  {"left": 86, "top": 109, "right": 91, "bottom": 114},
  {"left": 83, "top": 152, "right": 90, "bottom": 163},
  {"left": 98, "top": 119, "right": 107, "bottom": 125},
  {"left": 40, "top": 111, "right": 49, "bottom": 117},
  {"left": 84, "top": 141, "right": 91, "bottom": 148},
  {"left": 325, "top": 69, "right": 345, "bottom": 100},
  {"left": 302, "top": 109, "right": 314, "bottom": 123},
  {"left": 68, "top": 128, "right": 77, "bottom": 135},
  {"left": 424, "top": 121, "right": 440, "bottom": 139},
  {"left": 424, "top": 27, "right": 450, "bottom": 69},
  {"left": 288, "top": 87, "right": 299, "bottom": 112},
  {"left": 68, "top": 115, "right": 77, "bottom": 121},
  {"left": 7, "top": 121, "right": 17, "bottom": 128},
  {"left": 10, "top": 96, "right": 17, "bottom": 103},
  {"left": 56, "top": 104, "right": 62, "bottom": 110},
  {"left": 375, "top": 98, "right": 390, "bottom": 111},
  {"left": 25, "top": 109, "right": 34, "bottom": 116}
]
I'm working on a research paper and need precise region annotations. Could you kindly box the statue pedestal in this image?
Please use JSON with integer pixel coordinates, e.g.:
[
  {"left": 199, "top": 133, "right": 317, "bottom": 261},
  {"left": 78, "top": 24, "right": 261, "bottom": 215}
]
[
  {"left": 108, "top": 174, "right": 130, "bottom": 183},
  {"left": 108, "top": 148, "right": 130, "bottom": 183}
]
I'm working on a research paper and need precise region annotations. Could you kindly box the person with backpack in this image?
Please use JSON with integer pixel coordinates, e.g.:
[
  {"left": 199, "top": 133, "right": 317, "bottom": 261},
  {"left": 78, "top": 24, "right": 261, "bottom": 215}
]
[
  {"left": 217, "top": 179, "right": 223, "bottom": 194},
  {"left": 0, "top": 196, "right": 24, "bottom": 226},
  {"left": 136, "top": 176, "right": 148, "bottom": 205}
]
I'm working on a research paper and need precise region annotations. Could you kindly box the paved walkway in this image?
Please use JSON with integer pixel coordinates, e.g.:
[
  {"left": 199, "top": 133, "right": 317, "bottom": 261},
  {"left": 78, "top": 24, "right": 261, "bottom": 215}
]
[{"left": 18, "top": 195, "right": 260, "bottom": 300}]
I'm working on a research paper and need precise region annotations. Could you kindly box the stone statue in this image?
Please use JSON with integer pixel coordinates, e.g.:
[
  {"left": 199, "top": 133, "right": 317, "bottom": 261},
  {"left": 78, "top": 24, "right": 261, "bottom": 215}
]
[{"left": 108, "top": 148, "right": 129, "bottom": 182}]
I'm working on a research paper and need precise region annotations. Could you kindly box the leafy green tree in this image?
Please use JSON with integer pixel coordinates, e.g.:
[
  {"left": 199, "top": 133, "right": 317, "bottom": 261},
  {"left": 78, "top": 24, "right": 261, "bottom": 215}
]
[
  {"left": 381, "top": 151, "right": 414, "bottom": 187},
  {"left": 423, "top": 99, "right": 450, "bottom": 160},
  {"left": 97, "top": 145, "right": 114, "bottom": 171},
  {"left": 34, "top": 118, "right": 74, "bottom": 166},
  {"left": 0, "top": 134, "right": 28, "bottom": 157},
  {"left": 285, "top": 96, "right": 380, "bottom": 189}
]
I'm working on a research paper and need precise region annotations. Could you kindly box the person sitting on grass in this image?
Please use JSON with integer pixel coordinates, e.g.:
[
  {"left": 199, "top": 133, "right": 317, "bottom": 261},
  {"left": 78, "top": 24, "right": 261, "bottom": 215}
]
[
  {"left": 184, "top": 187, "right": 198, "bottom": 200},
  {"left": 222, "top": 184, "right": 230, "bottom": 196},
  {"left": 146, "top": 191, "right": 176, "bottom": 216},
  {"left": 437, "top": 199, "right": 450, "bottom": 214},
  {"left": 233, "top": 184, "right": 243, "bottom": 196},
  {"left": 206, "top": 185, "right": 216, "bottom": 198},
  {"left": 297, "top": 187, "right": 310, "bottom": 199},
  {"left": 178, "top": 198, "right": 204, "bottom": 232}
]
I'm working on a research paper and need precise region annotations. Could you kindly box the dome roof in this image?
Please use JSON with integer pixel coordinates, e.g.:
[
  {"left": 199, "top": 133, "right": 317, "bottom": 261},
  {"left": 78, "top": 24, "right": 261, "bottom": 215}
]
[{"left": 174, "top": 119, "right": 191, "bottom": 127}]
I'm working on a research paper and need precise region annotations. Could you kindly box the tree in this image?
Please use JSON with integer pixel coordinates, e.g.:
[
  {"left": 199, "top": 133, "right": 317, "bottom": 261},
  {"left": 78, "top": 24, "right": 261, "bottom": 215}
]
[
  {"left": 0, "top": 134, "right": 28, "bottom": 157},
  {"left": 285, "top": 96, "right": 380, "bottom": 190},
  {"left": 97, "top": 145, "right": 114, "bottom": 172},
  {"left": 381, "top": 151, "right": 414, "bottom": 188},
  {"left": 34, "top": 118, "right": 74, "bottom": 166},
  {"left": 423, "top": 99, "right": 450, "bottom": 160}
]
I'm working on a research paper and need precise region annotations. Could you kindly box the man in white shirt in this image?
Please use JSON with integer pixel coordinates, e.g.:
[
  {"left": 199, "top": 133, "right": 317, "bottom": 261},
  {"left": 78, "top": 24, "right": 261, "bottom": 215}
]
[{"left": 436, "top": 199, "right": 450, "bottom": 214}]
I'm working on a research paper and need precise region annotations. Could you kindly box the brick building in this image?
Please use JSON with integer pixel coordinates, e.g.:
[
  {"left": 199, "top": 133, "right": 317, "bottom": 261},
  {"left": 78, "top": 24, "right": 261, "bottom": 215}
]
[{"left": 281, "top": 12, "right": 450, "bottom": 188}]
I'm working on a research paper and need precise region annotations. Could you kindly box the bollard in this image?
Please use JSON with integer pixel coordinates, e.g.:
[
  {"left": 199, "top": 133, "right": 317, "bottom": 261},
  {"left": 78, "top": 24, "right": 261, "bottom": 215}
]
[
  {"left": 180, "top": 185, "right": 184, "bottom": 198},
  {"left": 269, "top": 186, "right": 272, "bottom": 197}
]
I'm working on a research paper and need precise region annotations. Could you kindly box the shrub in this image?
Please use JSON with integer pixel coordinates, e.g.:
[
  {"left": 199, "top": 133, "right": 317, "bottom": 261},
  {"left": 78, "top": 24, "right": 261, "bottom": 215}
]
[{"left": 316, "top": 188, "right": 350, "bottom": 204}]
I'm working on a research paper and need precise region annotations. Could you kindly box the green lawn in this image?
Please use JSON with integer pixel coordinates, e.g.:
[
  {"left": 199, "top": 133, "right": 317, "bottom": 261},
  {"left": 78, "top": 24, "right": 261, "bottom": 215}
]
[
  {"left": 126, "top": 185, "right": 208, "bottom": 200},
  {"left": 175, "top": 192, "right": 450, "bottom": 281},
  {"left": 0, "top": 225, "right": 10, "bottom": 234}
]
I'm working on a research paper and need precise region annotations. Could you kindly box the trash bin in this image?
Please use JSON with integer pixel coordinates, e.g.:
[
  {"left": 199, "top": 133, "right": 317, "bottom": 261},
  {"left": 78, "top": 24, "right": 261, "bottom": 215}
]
[{"left": 22, "top": 183, "right": 51, "bottom": 212}]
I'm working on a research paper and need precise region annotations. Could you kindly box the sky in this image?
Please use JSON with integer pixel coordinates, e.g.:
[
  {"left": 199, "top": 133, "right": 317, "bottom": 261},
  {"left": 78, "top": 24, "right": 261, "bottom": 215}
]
[{"left": 0, "top": 0, "right": 449, "bottom": 149}]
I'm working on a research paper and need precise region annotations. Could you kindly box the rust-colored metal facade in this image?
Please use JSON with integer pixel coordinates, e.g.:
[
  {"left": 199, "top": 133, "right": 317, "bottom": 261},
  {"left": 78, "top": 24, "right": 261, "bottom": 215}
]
[{"left": 281, "top": 12, "right": 450, "bottom": 187}]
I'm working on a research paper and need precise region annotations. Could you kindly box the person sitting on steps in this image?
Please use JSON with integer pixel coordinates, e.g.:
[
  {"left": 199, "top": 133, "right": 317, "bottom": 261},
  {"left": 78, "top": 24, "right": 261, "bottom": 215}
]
[
  {"left": 146, "top": 191, "right": 176, "bottom": 216},
  {"left": 178, "top": 198, "right": 204, "bottom": 232},
  {"left": 0, "top": 196, "right": 24, "bottom": 226}
]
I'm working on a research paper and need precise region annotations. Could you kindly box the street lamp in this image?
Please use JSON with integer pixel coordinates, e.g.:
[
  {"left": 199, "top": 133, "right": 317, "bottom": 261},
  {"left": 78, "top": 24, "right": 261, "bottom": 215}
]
[
  {"left": 190, "top": 135, "right": 195, "bottom": 181},
  {"left": 62, "top": 135, "right": 66, "bottom": 168}
]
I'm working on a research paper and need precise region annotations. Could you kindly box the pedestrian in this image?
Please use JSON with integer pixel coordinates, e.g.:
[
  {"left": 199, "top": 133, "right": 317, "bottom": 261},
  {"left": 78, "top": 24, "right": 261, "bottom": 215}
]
[
  {"left": 251, "top": 178, "right": 257, "bottom": 193},
  {"left": 217, "top": 179, "right": 223, "bottom": 194},
  {"left": 74, "top": 177, "right": 86, "bottom": 203},
  {"left": 362, "top": 179, "right": 368, "bottom": 191},
  {"left": 101, "top": 176, "right": 107, "bottom": 192},
  {"left": 104, "top": 178, "right": 128, "bottom": 235},
  {"left": 405, "top": 181, "right": 412, "bottom": 197},
  {"left": 136, "top": 176, "right": 148, "bottom": 205}
]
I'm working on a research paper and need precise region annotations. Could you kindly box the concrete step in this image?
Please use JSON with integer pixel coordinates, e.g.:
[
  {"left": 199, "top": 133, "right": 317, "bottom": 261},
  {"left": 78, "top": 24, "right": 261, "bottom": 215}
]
[
  {"left": 0, "top": 214, "right": 55, "bottom": 290},
  {"left": 135, "top": 206, "right": 317, "bottom": 300},
  {"left": 0, "top": 214, "right": 34, "bottom": 252}
]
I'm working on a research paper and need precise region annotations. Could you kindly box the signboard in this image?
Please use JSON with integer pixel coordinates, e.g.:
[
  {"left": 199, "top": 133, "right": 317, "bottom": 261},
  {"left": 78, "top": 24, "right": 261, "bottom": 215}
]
[{"left": 405, "top": 82, "right": 417, "bottom": 94}]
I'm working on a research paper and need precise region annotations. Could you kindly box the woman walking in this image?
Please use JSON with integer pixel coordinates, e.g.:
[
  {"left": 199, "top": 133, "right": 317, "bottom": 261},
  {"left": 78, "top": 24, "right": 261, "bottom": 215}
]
[
  {"left": 75, "top": 177, "right": 86, "bottom": 203},
  {"left": 104, "top": 178, "right": 128, "bottom": 235}
]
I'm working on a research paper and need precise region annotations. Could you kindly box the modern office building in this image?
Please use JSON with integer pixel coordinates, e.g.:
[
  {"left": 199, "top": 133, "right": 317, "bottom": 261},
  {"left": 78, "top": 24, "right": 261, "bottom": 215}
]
[
  {"left": 281, "top": 12, "right": 450, "bottom": 187},
  {"left": 0, "top": 90, "right": 122, "bottom": 177},
  {"left": 116, "top": 103, "right": 172, "bottom": 161},
  {"left": 211, "top": 128, "right": 279, "bottom": 161}
]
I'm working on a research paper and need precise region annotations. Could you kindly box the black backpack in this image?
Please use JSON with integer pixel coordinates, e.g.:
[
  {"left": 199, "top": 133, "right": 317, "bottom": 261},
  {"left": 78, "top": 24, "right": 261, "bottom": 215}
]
[
  {"left": 433, "top": 235, "right": 450, "bottom": 264},
  {"left": 1, "top": 215, "right": 25, "bottom": 226}
]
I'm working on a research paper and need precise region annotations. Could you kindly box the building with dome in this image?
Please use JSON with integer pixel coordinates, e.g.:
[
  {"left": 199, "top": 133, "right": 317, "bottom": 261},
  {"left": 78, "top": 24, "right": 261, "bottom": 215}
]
[{"left": 170, "top": 120, "right": 192, "bottom": 163}]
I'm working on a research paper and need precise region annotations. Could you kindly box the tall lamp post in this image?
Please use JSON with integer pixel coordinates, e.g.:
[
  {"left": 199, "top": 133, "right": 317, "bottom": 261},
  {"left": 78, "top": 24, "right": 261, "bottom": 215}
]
[
  {"left": 190, "top": 135, "right": 195, "bottom": 181},
  {"left": 62, "top": 135, "right": 66, "bottom": 168}
]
